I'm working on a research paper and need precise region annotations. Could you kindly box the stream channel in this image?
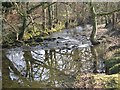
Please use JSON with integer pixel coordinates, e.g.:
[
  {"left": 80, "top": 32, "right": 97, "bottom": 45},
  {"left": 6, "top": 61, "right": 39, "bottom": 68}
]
[{"left": 2, "top": 25, "right": 107, "bottom": 88}]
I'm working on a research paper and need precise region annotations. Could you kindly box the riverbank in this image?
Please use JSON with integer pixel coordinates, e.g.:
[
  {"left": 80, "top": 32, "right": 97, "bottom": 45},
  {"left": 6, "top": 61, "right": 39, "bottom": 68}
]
[{"left": 74, "top": 73, "right": 119, "bottom": 88}]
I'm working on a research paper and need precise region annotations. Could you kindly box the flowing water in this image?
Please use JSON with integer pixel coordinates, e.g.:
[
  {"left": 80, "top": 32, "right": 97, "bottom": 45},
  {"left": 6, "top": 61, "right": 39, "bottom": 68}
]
[{"left": 2, "top": 26, "right": 107, "bottom": 88}]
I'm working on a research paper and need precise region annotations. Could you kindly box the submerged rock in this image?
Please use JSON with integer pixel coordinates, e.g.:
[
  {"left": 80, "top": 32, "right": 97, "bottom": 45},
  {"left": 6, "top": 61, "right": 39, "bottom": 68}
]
[{"left": 34, "top": 38, "right": 43, "bottom": 42}]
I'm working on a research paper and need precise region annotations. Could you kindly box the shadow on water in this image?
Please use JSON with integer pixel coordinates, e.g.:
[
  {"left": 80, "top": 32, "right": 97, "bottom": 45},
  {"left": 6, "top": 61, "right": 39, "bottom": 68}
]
[{"left": 2, "top": 26, "right": 108, "bottom": 88}]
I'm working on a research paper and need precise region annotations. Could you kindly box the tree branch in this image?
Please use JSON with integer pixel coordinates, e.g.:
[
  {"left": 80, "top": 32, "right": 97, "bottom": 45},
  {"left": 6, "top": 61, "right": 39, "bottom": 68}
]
[
  {"left": 3, "top": 18, "right": 17, "bottom": 32},
  {"left": 27, "top": 2, "right": 56, "bottom": 14},
  {"left": 27, "top": 3, "right": 44, "bottom": 14},
  {"left": 14, "top": 2, "right": 24, "bottom": 16},
  {"left": 26, "top": 15, "right": 42, "bottom": 28},
  {"left": 44, "top": 2, "right": 56, "bottom": 9},
  {"left": 96, "top": 8, "right": 120, "bottom": 16}
]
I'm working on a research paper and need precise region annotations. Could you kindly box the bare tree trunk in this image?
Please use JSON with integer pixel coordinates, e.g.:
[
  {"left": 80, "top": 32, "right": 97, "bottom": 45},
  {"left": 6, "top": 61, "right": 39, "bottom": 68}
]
[
  {"left": 48, "top": 3, "right": 52, "bottom": 30},
  {"left": 112, "top": 13, "right": 115, "bottom": 29},
  {"left": 42, "top": 2, "right": 46, "bottom": 30},
  {"left": 91, "top": 46, "right": 98, "bottom": 74},
  {"left": 65, "top": 3, "right": 69, "bottom": 28},
  {"left": 18, "top": 14, "right": 27, "bottom": 40},
  {"left": 105, "top": 2, "right": 109, "bottom": 27},
  {"left": 52, "top": 4, "right": 54, "bottom": 22},
  {"left": 55, "top": 3, "right": 58, "bottom": 23},
  {"left": 18, "top": 3, "right": 27, "bottom": 40},
  {"left": 51, "top": 3, "right": 56, "bottom": 28},
  {"left": 90, "top": 2, "right": 99, "bottom": 45},
  {"left": 105, "top": 15, "right": 108, "bottom": 27}
]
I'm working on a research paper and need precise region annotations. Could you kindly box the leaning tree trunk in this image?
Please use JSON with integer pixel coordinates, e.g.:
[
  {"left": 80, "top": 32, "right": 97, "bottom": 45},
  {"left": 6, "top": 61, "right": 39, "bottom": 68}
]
[
  {"left": 90, "top": 2, "right": 99, "bottom": 45},
  {"left": 18, "top": 15, "right": 27, "bottom": 40},
  {"left": 18, "top": 3, "right": 27, "bottom": 40},
  {"left": 89, "top": 1, "right": 120, "bottom": 45}
]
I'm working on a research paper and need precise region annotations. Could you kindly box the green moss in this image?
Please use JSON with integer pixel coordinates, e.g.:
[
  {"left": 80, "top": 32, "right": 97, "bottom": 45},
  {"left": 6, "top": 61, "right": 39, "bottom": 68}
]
[
  {"left": 75, "top": 74, "right": 118, "bottom": 88},
  {"left": 114, "top": 49, "right": 120, "bottom": 55},
  {"left": 23, "top": 26, "right": 41, "bottom": 40},
  {"left": 109, "top": 63, "right": 120, "bottom": 74},
  {"left": 105, "top": 57, "right": 120, "bottom": 74},
  {"left": 94, "top": 74, "right": 118, "bottom": 89},
  {"left": 106, "top": 57, "right": 120, "bottom": 67}
]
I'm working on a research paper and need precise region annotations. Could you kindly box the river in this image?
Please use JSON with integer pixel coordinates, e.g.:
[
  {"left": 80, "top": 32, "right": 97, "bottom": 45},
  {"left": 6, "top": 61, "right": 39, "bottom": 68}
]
[{"left": 2, "top": 25, "right": 107, "bottom": 88}]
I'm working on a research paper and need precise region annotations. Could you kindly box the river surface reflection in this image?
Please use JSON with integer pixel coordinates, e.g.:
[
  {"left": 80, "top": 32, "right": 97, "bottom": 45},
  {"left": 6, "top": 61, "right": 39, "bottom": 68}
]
[{"left": 2, "top": 26, "right": 107, "bottom": 88}]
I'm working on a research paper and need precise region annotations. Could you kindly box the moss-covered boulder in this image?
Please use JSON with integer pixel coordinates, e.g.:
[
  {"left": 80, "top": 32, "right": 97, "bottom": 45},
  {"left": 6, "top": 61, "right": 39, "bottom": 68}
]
[
  {"left": 105, "top": 57, "right": 120, "bottom": 74},
  {"left": 109, "top": 63, "right": 120, "bottom": 74}
]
